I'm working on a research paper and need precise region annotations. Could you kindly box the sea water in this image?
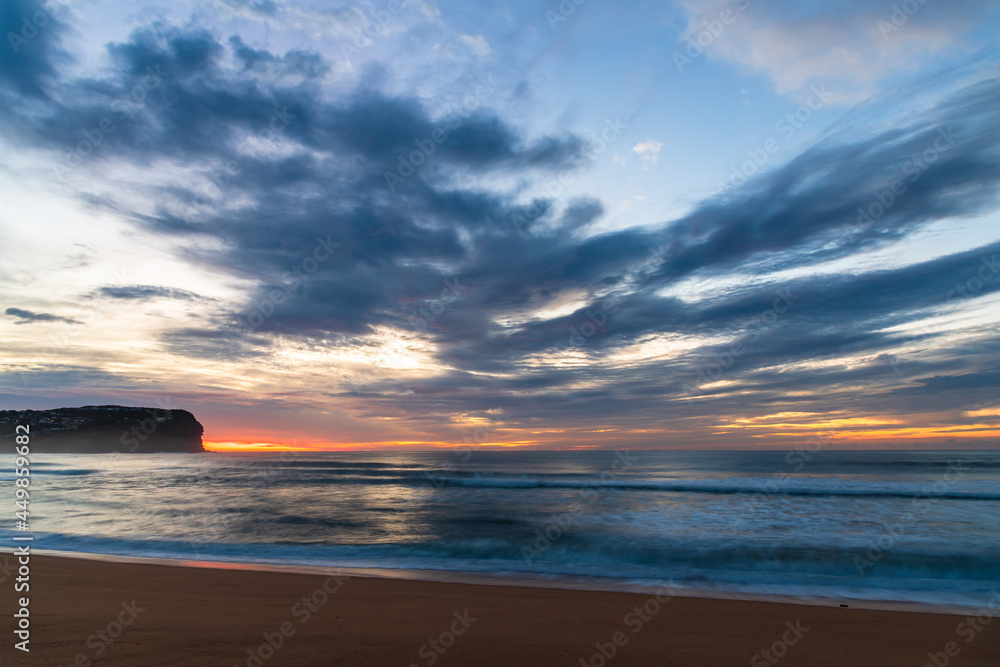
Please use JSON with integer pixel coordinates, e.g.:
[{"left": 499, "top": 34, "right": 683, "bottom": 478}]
[{"left": 4, "top": 449, "right": 999, "bottom": 609}]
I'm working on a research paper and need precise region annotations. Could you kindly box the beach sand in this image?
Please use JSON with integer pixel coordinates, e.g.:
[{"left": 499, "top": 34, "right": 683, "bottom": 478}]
[{"left": 4, "top": 554, "right": 999, "bottom": 666}]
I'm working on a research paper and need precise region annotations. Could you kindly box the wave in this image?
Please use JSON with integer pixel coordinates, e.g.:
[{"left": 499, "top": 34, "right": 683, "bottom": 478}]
[
  {"left": 436, "top": 477, "right": 1000, "bottom": 500},
  {"left": 228, "top": 469, "right": 1000, "bottom": 501},
  {"left": 225, "top": 460, "right": 409, "bottom": 470},
  {"left": 10, "top": 530, "right": 1000, "bottom": 596},
  {"left": 810, "top": 459, "right": 1000, "bottom": 469},
  {"left": 0, "top": 468, "right": 97, "bottom": 479},
  {"left": 17, "top": 450, "right": 1000, "bottom": 611}
]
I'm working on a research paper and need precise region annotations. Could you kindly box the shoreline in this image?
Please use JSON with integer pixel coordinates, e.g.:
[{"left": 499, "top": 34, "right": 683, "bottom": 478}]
[
  {"left": 11, "top": 548, "right": 992, "bottom": 616},
  {"left": 6, "top": 553, "right": 1000, "bottom": 666}
]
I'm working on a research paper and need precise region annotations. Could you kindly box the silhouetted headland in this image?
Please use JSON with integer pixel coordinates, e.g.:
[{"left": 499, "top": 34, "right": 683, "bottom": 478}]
[{"left": 0, "top": 405, "right": 205, "bottom": 453}]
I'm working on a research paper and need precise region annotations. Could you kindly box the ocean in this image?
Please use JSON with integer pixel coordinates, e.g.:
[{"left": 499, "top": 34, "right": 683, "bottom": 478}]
[{"left": 6, "top": 449, "right": 1000, "bottom": 610}]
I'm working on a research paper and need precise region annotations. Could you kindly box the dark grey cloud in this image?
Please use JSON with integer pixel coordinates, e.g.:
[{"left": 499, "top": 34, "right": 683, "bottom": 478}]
[
  {"left": 0, "top": 0, "right": 69, "bottom": 99},
  {"left": 5, "top": 307, "right": 81, "bottom": 325},
  {"left": 651, "top": 81, "right": 1000, "bottom": 283},
  {"left": 95, "top": 285, "right": 205, "bottom": 301},
  {"left": 3, "top": 14, "right": 1000, "bottom": 437},
  {"left": 307, "top": 195, "right": 1000, "bottom": 432},
  {"left": 0, "top": 364, "right": 132, "bottom": 393}
]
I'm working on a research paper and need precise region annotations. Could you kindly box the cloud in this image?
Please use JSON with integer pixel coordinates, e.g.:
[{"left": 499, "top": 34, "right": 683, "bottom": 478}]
[
  {"left": 458, "top": 34, "right": 491, "bottom": 58},
  {"left": 0, "top": 0, "right": 70, "bottom": 99},
  {"left": 672, "top": 0, "right": 1000, "bottom": 101},
  {"left": 5, "top": 307, "right": 81, "bottom": 325},
  {"left": 2, "top": 12, "right": 1000, "bottom": 444},
  {"left": 430, "top": 34, "right": 492, "bottom": 62},
  {"left": 94, "top": 285, "right": 206, "bottom": 301},
  {"left": 406, "top": 0, "right": 442, "bottom": 21},
  {"left": 210, "top": 0, "right": 367, "bottom": 39},
  {"left": 632, "top": 138, "right": 662, "bottom": 169},
  {"left": 651, "top": 73, "right": 1000, "bottom": 283}
]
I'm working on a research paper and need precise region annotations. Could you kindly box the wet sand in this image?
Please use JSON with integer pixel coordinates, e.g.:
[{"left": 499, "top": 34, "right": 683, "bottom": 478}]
[{"left": 4, "top": 554, "right": 999, "bottom": 666}]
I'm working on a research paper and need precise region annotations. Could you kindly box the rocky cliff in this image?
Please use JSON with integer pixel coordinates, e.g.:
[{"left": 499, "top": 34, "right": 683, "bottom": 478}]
[{"left": 0, "top": 405, "right": 206, "bottom": 453}]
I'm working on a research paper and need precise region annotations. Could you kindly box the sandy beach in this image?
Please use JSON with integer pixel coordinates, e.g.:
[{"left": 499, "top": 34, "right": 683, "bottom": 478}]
[{"left": 1, "top": 554, "right": 996, "bottom": 666}]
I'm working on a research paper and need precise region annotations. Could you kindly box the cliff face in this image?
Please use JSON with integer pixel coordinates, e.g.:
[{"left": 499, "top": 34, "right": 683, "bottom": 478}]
[{"left": 0, "top": 406, "right": 205, "bottom": 453}]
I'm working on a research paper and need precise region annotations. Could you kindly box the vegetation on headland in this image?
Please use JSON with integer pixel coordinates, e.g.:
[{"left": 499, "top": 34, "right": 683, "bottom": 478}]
[{"left": 0, "top": 406, "right": 205, "bottom": 453}]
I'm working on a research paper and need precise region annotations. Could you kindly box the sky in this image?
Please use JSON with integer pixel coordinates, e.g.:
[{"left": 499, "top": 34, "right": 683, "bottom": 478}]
[{"left": 1, "top": 0, "right": 999, "bottom": 451}]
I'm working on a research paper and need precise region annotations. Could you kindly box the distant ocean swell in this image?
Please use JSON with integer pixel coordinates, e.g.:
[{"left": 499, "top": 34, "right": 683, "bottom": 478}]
[
  {"left": 129, "top": 465, "right": 1000, "bottom": 502},
  {"left": 7, "top": 469, "right": 1000, "bottom": 501},
  {"left": 9, "top": 450, "right": 1000, "bottom": 608}
]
